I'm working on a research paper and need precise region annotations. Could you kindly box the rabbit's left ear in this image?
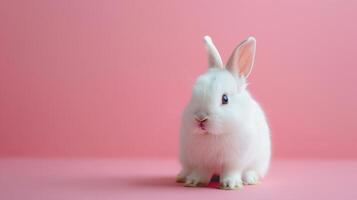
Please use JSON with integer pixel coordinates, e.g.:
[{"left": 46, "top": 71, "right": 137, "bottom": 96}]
[
  {"left": 226, "top": 37, "right": 256, "bottom": 78},
  {"left": 203, "top": 36, "right": 223, "bottom": 68}
]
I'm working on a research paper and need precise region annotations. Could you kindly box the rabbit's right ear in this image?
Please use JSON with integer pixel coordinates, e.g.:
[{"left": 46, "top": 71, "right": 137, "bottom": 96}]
[
  {"left": 226, "top": 37, "right": 256, "bottom": 78},
  {"left": 203, "top": 36, "right": 223, "bottom": 68}
]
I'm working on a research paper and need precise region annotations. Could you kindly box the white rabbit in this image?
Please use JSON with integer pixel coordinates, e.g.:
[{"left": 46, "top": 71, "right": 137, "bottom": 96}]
[{"left": 177, "top": 36, "right": 271, "bottom": 190}]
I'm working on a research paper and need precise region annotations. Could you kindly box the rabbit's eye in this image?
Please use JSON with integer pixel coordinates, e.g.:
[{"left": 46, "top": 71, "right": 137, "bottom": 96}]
[{"left": 222, "top": 94, "right": 228, "bottom": 105}]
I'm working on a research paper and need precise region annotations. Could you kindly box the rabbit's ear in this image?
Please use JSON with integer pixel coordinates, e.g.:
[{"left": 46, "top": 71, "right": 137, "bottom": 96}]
[
  {"left": 226, "top": 37, "right": 256, "bottom": 77},
  {"left": 203, "top": 36, "right": 223, "bottom": 68}
]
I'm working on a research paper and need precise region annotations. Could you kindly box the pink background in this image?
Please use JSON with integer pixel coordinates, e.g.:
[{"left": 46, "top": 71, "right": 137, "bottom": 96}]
[{"left": 1, "top": 0, "right": 357, "bottom": 159}]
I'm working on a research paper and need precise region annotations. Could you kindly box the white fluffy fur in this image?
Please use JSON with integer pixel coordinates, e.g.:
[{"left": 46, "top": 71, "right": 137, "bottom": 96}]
[{"left": 177, "top": 36, "right": 271, "bottom": 190}]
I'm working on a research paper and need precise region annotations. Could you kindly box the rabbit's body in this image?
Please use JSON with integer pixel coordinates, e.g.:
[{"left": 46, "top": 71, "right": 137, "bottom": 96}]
[
  {"left": 177, "top": 36, "right": 271, "bottom": 189},
  {"left": 180, "top": 86, "right": 270, "bottom": 176}
]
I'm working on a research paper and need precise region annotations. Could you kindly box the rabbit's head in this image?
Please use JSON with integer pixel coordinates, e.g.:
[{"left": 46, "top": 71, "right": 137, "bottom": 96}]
[{"left": 186, "top": 36, "right": 256, "bottom": 135}]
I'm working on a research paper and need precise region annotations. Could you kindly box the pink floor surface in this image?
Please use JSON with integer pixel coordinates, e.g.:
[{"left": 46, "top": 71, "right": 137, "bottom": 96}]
[{"left": 0, "top": 159, "right": 356, "bottom": 200}]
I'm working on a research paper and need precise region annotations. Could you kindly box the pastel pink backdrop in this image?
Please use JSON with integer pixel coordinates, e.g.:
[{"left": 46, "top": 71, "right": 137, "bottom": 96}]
[{"left": 0, "top": 0, "right": 356, "bottom": 158}]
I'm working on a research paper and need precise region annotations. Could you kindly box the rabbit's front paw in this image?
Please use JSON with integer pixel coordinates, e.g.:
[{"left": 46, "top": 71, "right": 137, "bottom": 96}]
[
  {"left": 183, "top": 171, "right": 211, "bottom": 187},
  {"left": 242, "top": 170, "right": 260, "bottom": 185},
  {"left": 176, "top": 168, "right": 190, "bottom": 183},
  {"left": 220, "top": 173, "right": 243, "bottom": 190},
  {"left": 176, "top": 174, "right": 186, "bottom": 183}
]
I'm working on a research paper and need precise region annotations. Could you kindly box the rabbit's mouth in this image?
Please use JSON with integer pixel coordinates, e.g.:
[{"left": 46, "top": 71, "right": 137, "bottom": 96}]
[
  {"left": 194, "top": 116, "right": 209, "bottom": 133},
  {"left": 198, "top": 122, "right": 207, "bottom": 130},
  {"left": 197, "top": 122, "right": 210, "bottom": 135}
]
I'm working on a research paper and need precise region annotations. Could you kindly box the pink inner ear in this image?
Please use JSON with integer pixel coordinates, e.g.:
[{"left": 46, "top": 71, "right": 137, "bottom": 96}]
[
  {"left": 226, "top": 37, "right": 256, "bottom": 77},
  {"left": 238, "top": 44, "right": 255, "bottom": 77}
]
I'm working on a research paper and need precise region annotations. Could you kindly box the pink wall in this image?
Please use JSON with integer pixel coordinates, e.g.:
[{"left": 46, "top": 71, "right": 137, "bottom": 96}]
[{"left": 0, "top": 0, "right": 357, "bottom": 158}]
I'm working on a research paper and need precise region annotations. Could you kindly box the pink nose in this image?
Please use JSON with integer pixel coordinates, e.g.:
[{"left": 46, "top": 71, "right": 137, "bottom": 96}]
[
  {"left": 195, "top": 117, "right": 208, "bottom": 130},
  {"left": 195, "top": 117, "right": 207, "bottom": 123}
]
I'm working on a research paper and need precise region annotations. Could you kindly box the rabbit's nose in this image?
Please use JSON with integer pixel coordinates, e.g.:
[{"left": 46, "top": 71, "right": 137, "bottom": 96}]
[
  {"left": 195, "top": 117, "right": 208, "bottom": 123},
  {"left": 194, "top": 113, "right": 208, "bottom": 123}
]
